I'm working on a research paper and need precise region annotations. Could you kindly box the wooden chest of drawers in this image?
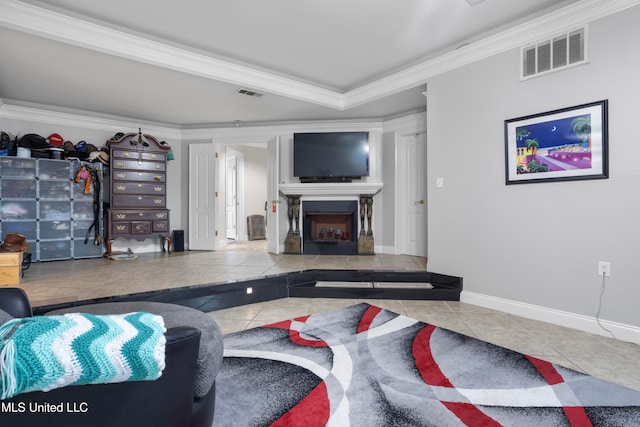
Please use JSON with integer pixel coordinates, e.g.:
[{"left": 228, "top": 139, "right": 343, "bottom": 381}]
[
  {"left": 106, "top": 131, "right": 171, "bottom": 254},
  {"left": 109, "top": 209, "right": 170, "bottom": 235}
]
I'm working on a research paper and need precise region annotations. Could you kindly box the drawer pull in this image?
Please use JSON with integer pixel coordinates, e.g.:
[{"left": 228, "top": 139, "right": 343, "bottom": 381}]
[
  {"left": 139, "top": 213, "right": 144, "bottom": 216},
  {"left": 156, "top": 213, "right": 165, "bottom": 218},
  {"left": 116, "top": 162, "right": 125, "bottom": 167},
  {"left": 138, "top": 184, "right": 143, "bottom": 187},
  {"left": 154, "top": 199, "right": 162, "bottom": 204},
  {"left": 116, "top": 173, "right": 125, "bottom": 179},
  {"left": 154, "top": 175, "right": 162, "bottom": 181},
  {"left": 116, "top": 225, "right": 126, "bottom": 231},
  {"left": 138, "top": 196, "right": 142, "bottom": 200},
  {"left": 123, "top": 152, "right": 130, "bottom": 157},
  {"left": 116, "top": 214, "right": 126, "bottom": 219},
  {"left": 154, "top": 186, "right": 162, "bottom": 192},
  {"left": 150, "top": 154, "right": 157, "bottom": 159},
  {"left": 116, "top": 185, "right": 126, "bottom": 191}
]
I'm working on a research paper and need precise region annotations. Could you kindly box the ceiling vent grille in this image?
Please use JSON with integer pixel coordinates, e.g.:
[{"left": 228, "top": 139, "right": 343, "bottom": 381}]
[
  {"left": 521, "top": 28, "right": 587, "bottom": 80},
  {"left": 237, "top": 88, "right": 264, "bottom": 98}
]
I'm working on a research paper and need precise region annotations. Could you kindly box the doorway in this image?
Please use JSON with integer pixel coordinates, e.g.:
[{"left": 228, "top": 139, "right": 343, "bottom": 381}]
[
  {"left": 221, "top": 145, "right": 268, "bottom": 247},
  {"left": 186, "top": 141, "right": 280, "bottom": 254}
]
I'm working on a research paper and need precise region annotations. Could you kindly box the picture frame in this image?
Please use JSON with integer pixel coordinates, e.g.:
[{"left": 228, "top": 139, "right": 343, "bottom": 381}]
[{"left": 504, "top": 100, "right": 608, "bottom": 185}]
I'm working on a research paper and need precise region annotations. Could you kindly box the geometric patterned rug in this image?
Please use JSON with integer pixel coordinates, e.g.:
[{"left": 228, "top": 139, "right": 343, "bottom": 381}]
[{"left": 213, "top": 303, "right": 640, "bottom": 426}]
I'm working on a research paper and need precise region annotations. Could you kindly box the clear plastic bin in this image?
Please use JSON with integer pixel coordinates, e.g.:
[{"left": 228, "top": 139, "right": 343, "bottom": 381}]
[
  {"left": 0, "top": 157, "right": 36, "bottom": 178},
  {"left": 72, "top": 182, "right": 96, "bottom": 201},
  {"left": 72, "top": 201, "right": 95, "bottom": 220},
  {"left": 38, "top": 240, "right": 71, "bottom": 261},
  {"left": 1, "top": 201, "right": 37, "bottom": 220},
  {"left": 38, "top": 159, "right": 71, "bottom": 180},
  {"left": 73, "top": 219, "right": 96, "bottom": 239},
  {"left": 1, "top": 179, "right": 37, "bottom": 199},
  {"left": 39, "top": 220, "right": 72, "bottom": 240},
  {"left": 39, "top": 181, "right": 72, "bottom": 200},
  {"left": 39, "top": 201, "right": 71, "bottom": 220},
  {"left": 0, "top": 221, "right": 37, "bottom": 240}
]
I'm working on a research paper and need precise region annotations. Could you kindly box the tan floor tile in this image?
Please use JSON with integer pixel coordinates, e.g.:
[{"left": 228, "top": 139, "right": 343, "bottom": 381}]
[{"left": 16, "top": 240, "right": 640, "bottom": 393}]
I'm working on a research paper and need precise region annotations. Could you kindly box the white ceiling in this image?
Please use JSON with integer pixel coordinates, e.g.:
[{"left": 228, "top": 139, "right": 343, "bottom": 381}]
[{"left": 0, "top": 0, "right": 611, "bottom": 127}]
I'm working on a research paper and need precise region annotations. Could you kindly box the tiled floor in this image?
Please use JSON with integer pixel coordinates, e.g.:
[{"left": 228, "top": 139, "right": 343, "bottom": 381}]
[
  {"left": 18, "top": 240, "right": 426, "bottom": 307},
  {"left": 13, "top": 240, "right": 640, "bottom": 391}
]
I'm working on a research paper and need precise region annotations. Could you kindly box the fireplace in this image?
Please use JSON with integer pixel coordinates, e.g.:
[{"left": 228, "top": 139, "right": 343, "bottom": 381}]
[
  {"left": 302, "top": 200, "right": 358, "bottom": 255},
  {"left": 279, "top": 182, "right": 382, "bottom": 255}
]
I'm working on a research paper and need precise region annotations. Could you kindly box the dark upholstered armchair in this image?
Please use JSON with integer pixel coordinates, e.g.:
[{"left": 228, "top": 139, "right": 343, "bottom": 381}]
[{"left": 0, "top": 288, "right": 223, "bottom": 427}]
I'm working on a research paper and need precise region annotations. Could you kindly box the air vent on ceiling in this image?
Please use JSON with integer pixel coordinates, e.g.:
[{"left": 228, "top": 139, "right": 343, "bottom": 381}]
[
  {"left": 521, "top": 27, "right": 587, "bottom": 80},
  {"left": 237, "top": 88, "right": 264, "bottom": 98}
]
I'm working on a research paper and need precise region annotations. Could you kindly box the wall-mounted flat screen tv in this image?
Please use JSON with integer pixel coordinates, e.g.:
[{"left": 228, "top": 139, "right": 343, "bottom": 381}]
[{"left": 293, "top": 132, "right": 369, "bottom": 181}]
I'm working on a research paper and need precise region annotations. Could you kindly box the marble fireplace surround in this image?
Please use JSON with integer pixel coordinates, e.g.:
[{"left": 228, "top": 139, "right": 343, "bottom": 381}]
[{"left": 279, "top": 182, "right": 383, "bottom": 255}]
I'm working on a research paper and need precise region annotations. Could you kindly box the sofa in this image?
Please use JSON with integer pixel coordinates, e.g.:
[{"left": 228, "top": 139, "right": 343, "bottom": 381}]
[{"left": 0, "top": 288, "right": 224, "bottom": 427}]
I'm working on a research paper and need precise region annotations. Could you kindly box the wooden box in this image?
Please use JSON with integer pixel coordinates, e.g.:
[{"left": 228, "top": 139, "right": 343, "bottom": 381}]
[{"left": 0, "top": 252, "right": 22, "bottom": 286}]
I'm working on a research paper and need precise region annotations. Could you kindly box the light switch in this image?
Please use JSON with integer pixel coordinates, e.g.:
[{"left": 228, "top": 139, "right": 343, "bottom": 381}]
[{"left": 436, "top": 177, "right": 444, "bottom": 188}]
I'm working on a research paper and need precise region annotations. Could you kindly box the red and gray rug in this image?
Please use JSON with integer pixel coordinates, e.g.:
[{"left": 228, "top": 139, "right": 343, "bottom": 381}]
[{"left": 213, "top": 303, "right": 640, "bottom": 426}]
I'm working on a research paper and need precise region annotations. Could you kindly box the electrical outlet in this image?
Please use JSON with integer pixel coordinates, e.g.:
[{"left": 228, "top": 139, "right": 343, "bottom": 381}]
[{"left": 598, "top": 261, "right": 611, "bottom": 277}]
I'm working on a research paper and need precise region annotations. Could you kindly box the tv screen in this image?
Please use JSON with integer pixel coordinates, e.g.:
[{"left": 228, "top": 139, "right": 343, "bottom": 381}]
[{"left": 293, "top": 132, "right": 369, "bottom": 180}]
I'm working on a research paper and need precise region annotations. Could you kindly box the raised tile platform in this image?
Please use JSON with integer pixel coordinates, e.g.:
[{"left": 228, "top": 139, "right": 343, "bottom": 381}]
[{"left": 33, "top": 269, "right": 462, "bottom": 315}]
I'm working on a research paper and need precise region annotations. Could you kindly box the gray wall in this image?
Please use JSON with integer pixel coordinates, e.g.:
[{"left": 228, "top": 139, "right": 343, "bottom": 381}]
[{"left": 426, "top": 7, "right": 640, "bottom": 332}]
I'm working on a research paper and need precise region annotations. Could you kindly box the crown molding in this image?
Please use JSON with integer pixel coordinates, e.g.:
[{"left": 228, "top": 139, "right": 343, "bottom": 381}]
[
  {"left": 0, "top": 98, "right": 386, "bottom": 141},
  {"left": 381, "top": 112, "right": 427, "bottom": 135},
  {"left": 0, "top": 102, "right": 182, "bottom": 140},
  {"left": 342, "top": 0, "right": 640, "bottom": 108},
  {"left": 0, "top": 0, "right": 344, "bottom": 110},
  {"left": 1, "top": 0, "right": 638, "bottom": 113},
  {"left": 181, "top": 121, "right": 384, "bottom": 142}
]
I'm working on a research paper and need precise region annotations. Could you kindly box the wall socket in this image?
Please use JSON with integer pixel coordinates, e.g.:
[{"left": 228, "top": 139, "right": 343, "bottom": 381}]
[{"left": 598, "top": 261, "right": 611, "bottom": 277}]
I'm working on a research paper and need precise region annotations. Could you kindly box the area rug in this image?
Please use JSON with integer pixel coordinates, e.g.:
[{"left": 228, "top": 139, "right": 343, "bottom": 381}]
[{"left": 212, "top": 303, "right": 640, "bottom": 426}]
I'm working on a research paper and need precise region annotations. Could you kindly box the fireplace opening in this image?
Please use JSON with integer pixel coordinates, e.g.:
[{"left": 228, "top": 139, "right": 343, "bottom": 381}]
[{"left": 302, "top": 200, "right": 358, "bottom": 255}]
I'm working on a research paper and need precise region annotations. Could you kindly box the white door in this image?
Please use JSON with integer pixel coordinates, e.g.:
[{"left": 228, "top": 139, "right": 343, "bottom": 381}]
[
  {"left": 188, "top": 142, "right": 217, "bottom": 250},
  {"left": 226, "top": 153, "right": 237, "bottom": 240},
  {"left": 266, "top": 136, "right": 280, "bottom": 254},
  {"left": 404, "top": 132, "right": 428, "bottom": 257}
]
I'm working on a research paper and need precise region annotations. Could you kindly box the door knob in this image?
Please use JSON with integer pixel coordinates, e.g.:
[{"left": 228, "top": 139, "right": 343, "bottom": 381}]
[{"left": 416, "top": 199, "right": 425, "bottom": 205}]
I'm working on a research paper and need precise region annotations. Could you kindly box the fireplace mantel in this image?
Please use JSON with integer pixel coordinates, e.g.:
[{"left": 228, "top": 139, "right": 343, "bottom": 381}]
[
  {"left": 279, "top": 182, "right": 383, "bottom": 197},
  {"left": 280, "top": 182, "right": 381, "bottom": 255}
]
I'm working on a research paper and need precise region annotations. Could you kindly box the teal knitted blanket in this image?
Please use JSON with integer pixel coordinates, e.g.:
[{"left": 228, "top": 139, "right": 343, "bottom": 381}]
[{"left": 0, "top": 312, "right": 166, "bottom": 399}]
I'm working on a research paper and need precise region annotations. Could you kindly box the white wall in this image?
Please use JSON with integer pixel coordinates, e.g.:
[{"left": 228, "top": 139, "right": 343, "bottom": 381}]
[{"left": 426, "top": 7, "right": 640, "bottom": 340}]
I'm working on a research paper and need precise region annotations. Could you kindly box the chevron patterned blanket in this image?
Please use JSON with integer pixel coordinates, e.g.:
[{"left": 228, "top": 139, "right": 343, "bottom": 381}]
[{"left": 0, "top": 312, "right": 166, "bottom": 399}]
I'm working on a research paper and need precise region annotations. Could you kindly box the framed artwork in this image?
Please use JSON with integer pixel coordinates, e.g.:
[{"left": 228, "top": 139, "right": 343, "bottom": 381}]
[{"left": 504, "top": 100, "right": 608, "bottom": 185}]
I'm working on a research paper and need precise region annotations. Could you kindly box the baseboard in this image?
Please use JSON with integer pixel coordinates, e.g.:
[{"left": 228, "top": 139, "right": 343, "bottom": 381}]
[
  {"left": 377, "top": 245, "right": 396, "bottom": 255},
  {"left": 461, "top": 291, "right": 640, "bottom": 345}
]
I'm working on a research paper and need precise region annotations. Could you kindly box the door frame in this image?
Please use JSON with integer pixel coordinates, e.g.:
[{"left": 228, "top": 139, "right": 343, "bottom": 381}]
[{"left": 266, "top": 136, "right": 280, "bottom": 254}]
